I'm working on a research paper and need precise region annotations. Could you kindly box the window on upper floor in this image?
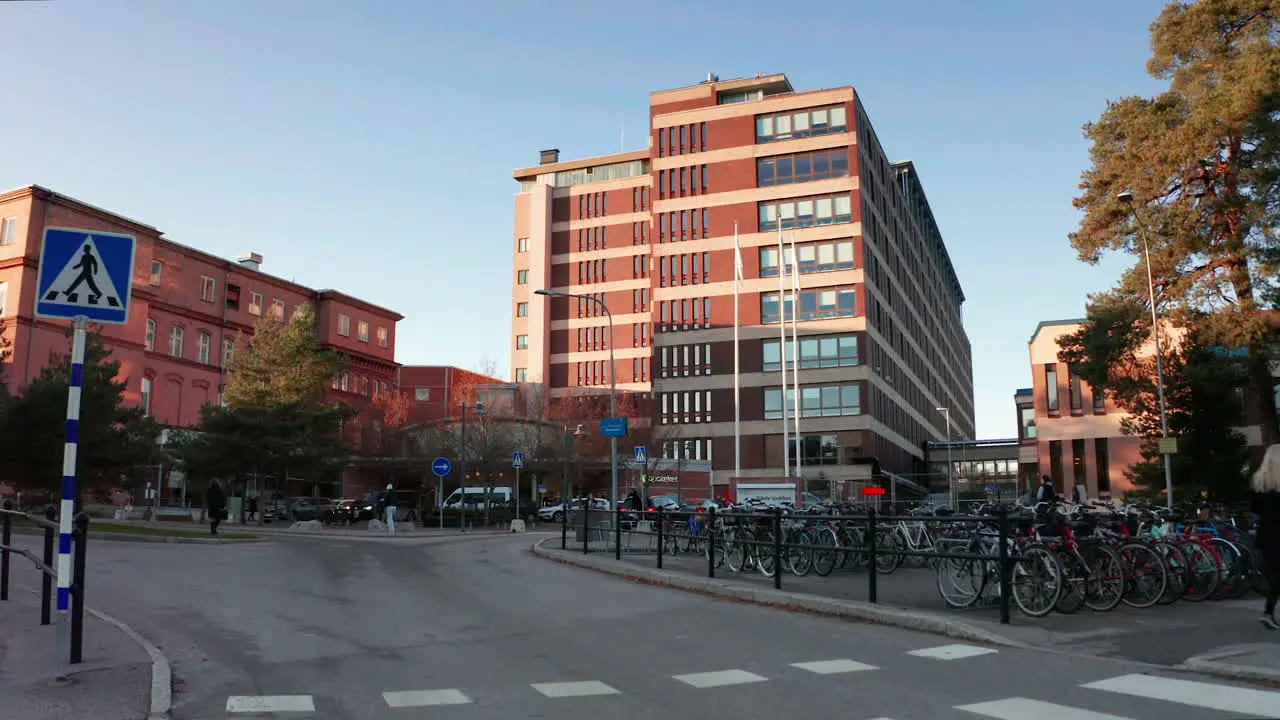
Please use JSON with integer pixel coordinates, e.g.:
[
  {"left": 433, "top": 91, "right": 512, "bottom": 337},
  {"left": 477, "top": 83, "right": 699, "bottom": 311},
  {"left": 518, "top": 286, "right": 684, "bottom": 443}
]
[
  {"left": 149, "top": 260, "right": 162, "bottom": 286},
  {"left": 517, "top": 237, "right": 529, "bottom": 253},
  {"left": 760, "top": 287, "right": 857, "bottom": 324},
  {"left": 756, "top": 105, "right": 848, "bottom": 143},
  {"left": 341, "top": 373, "right": 350, "bottom": 392},
  {"left": 357, "top": 321, "right": 369, "bottom": 342},
  {"left": 145, "top": 319, "right": 156, "bottom": 352},
  {"left": 200, "top": 275, "right": 216, "bottom": 302},
  {"left": 0, "top": 281, "right": 8, "bottom": 317},
  {"left": 0, "top": 217, "right": 17, "bottom": 246},
  {"left": 376, "top": 326, "right": 388, "bottom": 348},
  {"left": 517, "top": 269, "right": 529, "bottom": 285},
  {"left": 140, "top": 377, "right": 152, "bottom": 417},
  {"left": 763, "top": 334, "right": 858, "bottom": 372},
  {"left": 338, "top": 314, "right": 351, "bottom": 336},
  {"left": 197, "top": 332, "right": 211, "bottom": 364},
  {"left": 1019, "top": 406, "right": 1037, "bottom": 440},
  {"left": 1044, "top": 363, "right": 1060, "bottom": 413},
  {"left": 414, "top": 387, "right": 430, "bottom": 402},
  {"left": 515, "top": 334, "right": 528, "bottom": 350},
  {"left": 222, "top": 337, "right": 234, "bottom": 369},
  {"left": 757, "top": 149, "right": 849, "bottom": 187},
  {"left": 226, "top": 283, "right": 241, "bottom": 311},
  {"left": 515, "top": 368, "right": 528, "bottom": 382},
  {"left": 169, "top": 325, "right": 184, "bottom": 358},
  {"left": 764, "top": 384, "right": 861, "bottom": 420},
  {"left": 249, "top": 292, "right": 263, "bottom": 316},
  {"left": 516, "top": 302, "right": 528, "bottom": 317},
  {"left": 271, "top": 299, "right": 285, "bottom": 321},
  {"left": 758, "top": 193, "right": 852, "bottom": 232},
  {"left": 760, "top": 239, "right": 855, "bottom": 277}
]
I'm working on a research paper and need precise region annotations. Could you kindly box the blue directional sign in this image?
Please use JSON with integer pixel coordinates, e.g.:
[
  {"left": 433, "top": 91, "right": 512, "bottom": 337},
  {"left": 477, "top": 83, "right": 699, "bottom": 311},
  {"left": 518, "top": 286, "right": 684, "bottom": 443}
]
[
  {"left": 512, "top": 451, "right": 525, "bottom": 468},
  {"left": 600, "top": 416, "right": 628, "bottom": 437},
  {"left": 431, "top": 457, "right": 452, "bottom": 477},
  {"left": 634, "top": 446, "right": 647, "bottom": 464},
  {"left": 35, "top": 227, "right": 136, "bottom": 324}
]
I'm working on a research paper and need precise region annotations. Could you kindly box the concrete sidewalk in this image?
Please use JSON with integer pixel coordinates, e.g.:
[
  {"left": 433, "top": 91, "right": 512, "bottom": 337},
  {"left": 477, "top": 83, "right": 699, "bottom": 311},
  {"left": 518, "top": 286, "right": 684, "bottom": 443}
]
[{"left": 0, "top": 591, "right": 153, "bottom": 720}]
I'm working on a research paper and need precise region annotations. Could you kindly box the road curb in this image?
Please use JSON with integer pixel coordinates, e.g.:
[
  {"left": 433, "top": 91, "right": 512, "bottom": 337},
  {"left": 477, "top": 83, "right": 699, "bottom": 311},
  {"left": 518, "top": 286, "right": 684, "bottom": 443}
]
[
  {"left": 530, "top": 538, "right": 1027, "bottom": 649},
  {"left": 8, "top": 526, "right": 260, "bottom": 545},
  {"left": 1178, "top": 648, "right": 1280, "bottom": 685}
]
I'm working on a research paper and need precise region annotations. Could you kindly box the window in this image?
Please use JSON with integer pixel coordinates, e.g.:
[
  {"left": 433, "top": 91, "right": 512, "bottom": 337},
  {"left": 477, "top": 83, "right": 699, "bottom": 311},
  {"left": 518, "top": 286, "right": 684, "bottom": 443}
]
[
  {"left": 757, "top": 149, "right": 849, "bottom": 187},
  {"left": 758, "top": 193, "right": 853, "bottom": 232},
  {"left": 338, "top": 314, "right": 351, "bottom": 336},
  {"left": 789, "top": 434, "right": 840, "bottom": 466},
  {"left": 197, "top": 332, "right": 211, "bottom": 364},
  {"left": 516, "top": 302, "right": 528, "bottom": 317},
  {"left": 760, "top": 239, "right": 855, "bottom": 277},
  {"left": 515, "top": 368, "right": 528, "bottom": 382},
  {"left": 168, "top": 325, "right": 184, "bottom": 358},
  {"left": 763, "top": 334, "right": 858, "bottom": 371},
  {"left": 1044, "top": 363, "right": 1059, "bottom": 412},
  {"left": 145, "top": 319, "right": 156, "bottom": 351},
  {"left": 221, "top": 337, "right": 234, "bottom": 369},
  {"left": 249, "top": 292, "right": 263, "bottom": 315},
  {"left": 149, "top": 260, "right": 162, "bottom": 286},
  {"left": 1092, "top": 383, "right": 1106, "bottom": 411},
  {"left": 517, "top": 237, "right": 529, "bottom": 252},
  {"left": 760, "top": 288, "right": 857, "bottom": 324},
  {"left": 357, "top": 321, "right": 369, "bottom": 342},
  {"left": 140, "top": 377, "right": 152, "bottom": 417},
  {"left": 1095, "top": 438, "right": 1111, "bottom": 494},
  {"left": 1048, "top": 440, "right": 1063, "bottom": 489},
  {"left": 271, "top": 299, "right": 285, "bottom": 321},
  {"left": 517, "top": 269, "right": 529, "bottom": 285},
  {"left": 515, "top": 334, "right": 528, "bottom": 350},
  {"left": 1069, "top": 369, "right": 1083, "bottom": 411},
  {"left": 200, "top": 275, "right": 216, "bottom": 302},
  {"left": 0, "top": 216, "right": 16, "bottom": 246},
  {"left": 0, "top": 281, "right": 7, "bottom": 316},
  {"left": 1071, "top": 438, "right": 1087, "bottom": 488},
  {"left": 765, "top": 384, "right": 861, "bottom": 419},
  {"left": 1019, "top": 406, "right": 1037, "bottom": 440},
  {"left": 376, "top": 327, "right": 389, "bottom": 348},
  {"left": 414, "top": 387, "right": 430, "bottom": 402},
  {"left": 225, "top": 283, "right": 241, "bottom": 310},
  {"left": 756, "top": 105, "right": 848, "bottom": 142}
]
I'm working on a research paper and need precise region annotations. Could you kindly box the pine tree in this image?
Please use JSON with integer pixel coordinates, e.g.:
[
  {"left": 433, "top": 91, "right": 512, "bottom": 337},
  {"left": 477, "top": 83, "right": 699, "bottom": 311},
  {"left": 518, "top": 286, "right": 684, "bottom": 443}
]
[{"left": 223, "top": 304, "right": 345, "bottom": 411}]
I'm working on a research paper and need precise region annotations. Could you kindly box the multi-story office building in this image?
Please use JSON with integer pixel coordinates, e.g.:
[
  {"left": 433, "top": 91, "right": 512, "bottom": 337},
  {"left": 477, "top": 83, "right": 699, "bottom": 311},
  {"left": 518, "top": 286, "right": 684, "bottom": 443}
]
[
  {"left": 0, "top": 184, "right": 402, "bottom": 495},
  {"left": 511, "top": 73, "right": 974, "bottom": 483}
]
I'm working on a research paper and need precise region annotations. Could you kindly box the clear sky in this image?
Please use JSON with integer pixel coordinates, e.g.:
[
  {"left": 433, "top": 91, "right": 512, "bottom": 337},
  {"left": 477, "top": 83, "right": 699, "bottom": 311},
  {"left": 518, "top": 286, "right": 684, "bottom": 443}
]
[{"left": 0, "top": 0, "right": 1171, "bottom": 438}]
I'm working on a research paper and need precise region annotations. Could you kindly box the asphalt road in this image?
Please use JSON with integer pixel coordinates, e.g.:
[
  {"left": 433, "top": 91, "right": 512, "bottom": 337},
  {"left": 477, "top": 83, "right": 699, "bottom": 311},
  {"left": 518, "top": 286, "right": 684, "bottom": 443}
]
[{"left": 35, "top": 532, "right": 1280, "bottom": 719}]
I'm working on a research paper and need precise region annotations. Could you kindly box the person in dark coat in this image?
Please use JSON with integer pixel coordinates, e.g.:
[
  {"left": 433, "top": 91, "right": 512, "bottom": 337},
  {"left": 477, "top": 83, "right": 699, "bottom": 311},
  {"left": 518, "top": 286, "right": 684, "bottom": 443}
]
[
  {"left": 207, "top": 481, "right": 227, "bottom": 536},
  {"left": 1251, "top": 443, "right": 1280, "bottom": 630},
  {"left": 1034, "top": 475, "right": 1057, "bottom": 508}
]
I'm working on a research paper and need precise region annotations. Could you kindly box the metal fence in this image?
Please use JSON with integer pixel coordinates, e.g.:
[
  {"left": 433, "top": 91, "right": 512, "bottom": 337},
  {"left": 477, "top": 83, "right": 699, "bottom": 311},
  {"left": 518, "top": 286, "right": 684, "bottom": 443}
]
[{"left": 0, "top": 502, "right": 92, "bottom": 676}]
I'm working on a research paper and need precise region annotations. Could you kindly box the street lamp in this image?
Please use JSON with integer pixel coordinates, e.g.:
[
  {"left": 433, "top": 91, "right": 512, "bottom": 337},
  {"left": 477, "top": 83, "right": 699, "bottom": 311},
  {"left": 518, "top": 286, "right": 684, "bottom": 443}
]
[
  {"left": 562, "top": 423, "right": 585, "bottom": 508},
  {"left": 936, "top": 407, "right": 954, "bottom": 509},
  {"left": 1117, "top": 190, "right": 1175, "bottom": 510},
  {"left": 458, "top": 400, "right": 485, "bottom": 531},
  {"left": 535, "top": 288, "right": 620, "bottom": 513}
]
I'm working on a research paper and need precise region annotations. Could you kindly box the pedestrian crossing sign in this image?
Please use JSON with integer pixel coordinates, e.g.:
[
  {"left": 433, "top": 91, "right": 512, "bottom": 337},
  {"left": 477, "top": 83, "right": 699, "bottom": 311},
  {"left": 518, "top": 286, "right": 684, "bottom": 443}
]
[{"left": 35, "top": 227, "right": 136, "bottom": 324}]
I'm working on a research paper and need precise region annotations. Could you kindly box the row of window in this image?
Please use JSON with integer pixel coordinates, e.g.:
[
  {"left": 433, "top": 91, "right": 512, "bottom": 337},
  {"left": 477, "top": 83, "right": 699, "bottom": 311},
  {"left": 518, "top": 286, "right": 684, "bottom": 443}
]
[
  {"left": 760, "top": 287, "right": 857, "bottom": 324},
  {"left": 657, "top": 297, "right": 712, "bottom": 331},
  {"left": 631, "top": 221, "right": 651, "bottom": 245},
  {"left": 661, "top": 438, "right": 712, "bottom": 462},
  {"left": 578, "top": 259, "right": 608, "bottom": 284},
  {"left": 658, "top": 390, "right": 712, "bottom": 424},
  {"left": 659, "top": 208, "right": 710, "bottom": 242},
  {"left": 145, "top": 319, "right": 225, "bottom": 365},
  {"left": 1043, "top": 363, "right": 1105, "bottom": 413},
  {"left": 763, "top": 384, "right": 862, "bottom": 420},
  {"left": 578, "top": 225, "right": 609, "bottom": 252},
  {"left": 336, "top": 313, "right": 389, "bottom": 347},
  {"left": 659, "top": 343, "right": 712, "bottom": 378},
  {"left": 758, "top": 149, "right": 850, "bottom": 187},
  {"left": 657, "top": 122, "right": 708, "bottom": 157},
  {"left": 762, "top": 333, "right": 859, "bottom": 372},
  {"left": 631, "top": 321, "right": 652, "bottom": 347},
  {"left": 758, "top": 193, "right": 854, "bottom": 232},
  {"left": 631, "top": 287, "right": 651, "bottom": 313},
  {"left": 756, "top": 105, "right": 848, "bottom": 143},
  {"left": 329, "top": 373, "right": 390, "bottom": 397},
  {"left": 791, "top": 434, "right": 841, "bottom": 466},
  {"left": 631, "top": 356, "right": 651, "bottom": 382},
  {"left": 1046, "top": 438, "right": 1113, "bottom": 494},
  {"left": 576, "top": 360, "right": 612, "bottom": 386},
  {"left": 631, "top": 186, "right": 650, "bottom": 212},
  {"left": 759, "top": 239, "right": 856, "bottom": 277},
  {"left": 576, "top": 325, "right": 611, "bottom": 352},
  {"left": 578, "top": 191, "right": 607, "bottom": 219},
  {"left": 632, "top": 255, "right": 650, "bottom": 279},
  {"left": 658, "top": 252, "right": 711, "bottom": 286},
  {"left": 657, "top": 165, "right": 708, "bottom": 198}
]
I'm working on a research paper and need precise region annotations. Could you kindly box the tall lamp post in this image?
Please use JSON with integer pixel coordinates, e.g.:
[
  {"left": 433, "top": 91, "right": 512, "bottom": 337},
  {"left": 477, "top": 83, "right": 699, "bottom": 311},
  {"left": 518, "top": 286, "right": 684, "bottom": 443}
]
[
  {"left": 458, "top": 400, "right": 485, "bottom": 531},
  {"left": 936, "top": 407, "right": 954, "bottom": 509},
  {"left": 1118, "top": 190, "right": 1175, "bottom": 510},
  {"left": 535, "top": 289, "right": 620, "bottom": 513}
]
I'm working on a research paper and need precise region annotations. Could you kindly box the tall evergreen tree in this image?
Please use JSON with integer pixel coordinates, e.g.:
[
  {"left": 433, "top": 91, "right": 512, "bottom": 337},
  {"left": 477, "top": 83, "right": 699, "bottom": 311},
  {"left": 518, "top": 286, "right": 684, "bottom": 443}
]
[{"left": 223, "top": 304, "right": 345, "bottom": 411}]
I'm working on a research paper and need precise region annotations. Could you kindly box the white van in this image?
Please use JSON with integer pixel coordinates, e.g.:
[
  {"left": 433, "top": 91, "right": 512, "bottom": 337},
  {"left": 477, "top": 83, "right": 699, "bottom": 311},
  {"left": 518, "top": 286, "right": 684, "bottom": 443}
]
[{"left": 443, "top": 487, "right": 512, "bottom": 509}]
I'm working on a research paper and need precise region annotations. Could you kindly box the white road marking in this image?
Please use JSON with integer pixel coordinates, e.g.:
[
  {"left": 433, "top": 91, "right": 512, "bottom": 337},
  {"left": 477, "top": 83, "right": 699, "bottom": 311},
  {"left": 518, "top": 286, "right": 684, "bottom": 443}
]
[
  {"left": 383, "top": 689, "right": 472, "bottom": 707},
  {"left": 957, "top": 697, "right": 1133, "bottom": 720},
  {"left": 673, "top": 669, "right": 768, "bottom": 688},
  {"left": 907, "top": 644, "right": 998, "bottom": 660},
  {"left": 1083, "top": 673, "right": 1280, "bottom": 716},
  {"left": 226, "top": 695, "right": 315, "bottom": 713},
  {"left": 790, "top": 659, "right": 878, "bottom": 674},
  {"left": 531, "top": 680, "right": 621, "bottom": 698}
]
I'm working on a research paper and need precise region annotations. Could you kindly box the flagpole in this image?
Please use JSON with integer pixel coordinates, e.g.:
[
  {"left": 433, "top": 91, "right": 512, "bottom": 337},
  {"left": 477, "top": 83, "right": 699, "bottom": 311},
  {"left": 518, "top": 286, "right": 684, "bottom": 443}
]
[
  {"left": 789, "top": 232, "right": 802, "bottom": 497},
  {"left": 777, "top": 221, "right": 789, "bottom": 480},
  {"left": 733, "top": 221, "right": 742, "bottom": 478}
]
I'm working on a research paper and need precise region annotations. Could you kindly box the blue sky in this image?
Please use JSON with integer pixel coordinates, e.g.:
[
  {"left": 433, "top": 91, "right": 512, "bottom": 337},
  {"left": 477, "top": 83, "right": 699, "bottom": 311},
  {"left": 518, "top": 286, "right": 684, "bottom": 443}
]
[{"left": 0, "top": 0, "right": 1170, "bottom": 438}]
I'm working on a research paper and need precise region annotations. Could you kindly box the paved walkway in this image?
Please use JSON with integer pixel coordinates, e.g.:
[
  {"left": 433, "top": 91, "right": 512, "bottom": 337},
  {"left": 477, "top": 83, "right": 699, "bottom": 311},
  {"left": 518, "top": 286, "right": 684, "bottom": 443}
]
[{"left": 0, "top": 588, "right": 151, "bottom": 720}]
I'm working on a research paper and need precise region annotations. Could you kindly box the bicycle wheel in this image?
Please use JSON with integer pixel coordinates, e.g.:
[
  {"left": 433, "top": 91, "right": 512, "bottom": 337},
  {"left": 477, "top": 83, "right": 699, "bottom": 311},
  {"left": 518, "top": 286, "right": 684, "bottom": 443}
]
[
  {"left": 1209, "top": 538, "right": 1244, "bottom": 599},
  {"left": 1118, "top": 542, "right": 1168, "bottom": 609},
  {"left": 875, "top": 526, "right": 901, "bottom": 575},
  {"left": 725, "top": 530, "right": 748, "bottom": 573},
  {"left": 936, "top": 556, "right": 986, "bottom": 608},
  {"left": 1055, "top": 550, "right": 1088, "bottom": 614},
  {"left": 1011, "top": 545, "right": 1064, "bottom": 618},
  {"left": 789, "top": 529, "right": 813, "bottom": 577},
  {"left": 1178, "top": 540, "right": 1221, "bottom": 602},
  {"left": 756, "top": 531, "right": 777, "bottom": 578},
  {"left": 1154, "top": 540, "right": 1187, "bottom": 605},
  {"left": 809, "top": 527, "right": 839, "bottom": 577},
  {"left": 1083, "top": 543, "right": 1125, "bottom": 612}
]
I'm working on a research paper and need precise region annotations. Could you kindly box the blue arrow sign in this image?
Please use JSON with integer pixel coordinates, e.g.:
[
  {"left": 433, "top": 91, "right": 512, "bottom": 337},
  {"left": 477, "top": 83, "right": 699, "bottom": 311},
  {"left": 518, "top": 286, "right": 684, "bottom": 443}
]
[
  {"left": 35, "top": 227, "right": 136, "bottom": 324},
  {"left": 512, "top": 451, "right": 524, "bottom": 468},
  {"left": 431, "top": 457, "right": 452, "bottom": 477},
  {"left": 600, "top": 416, "right": 628, "bottom": 437},
  {"left": 634, "top": 446, "right": 647, "bottom": 463}
]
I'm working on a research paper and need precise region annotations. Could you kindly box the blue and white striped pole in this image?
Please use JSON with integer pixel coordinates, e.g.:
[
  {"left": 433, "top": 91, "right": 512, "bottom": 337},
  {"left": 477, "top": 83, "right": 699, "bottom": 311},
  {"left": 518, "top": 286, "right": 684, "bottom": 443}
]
[{"left": 55, "top": 316, "right": 88, "bottom": 681}]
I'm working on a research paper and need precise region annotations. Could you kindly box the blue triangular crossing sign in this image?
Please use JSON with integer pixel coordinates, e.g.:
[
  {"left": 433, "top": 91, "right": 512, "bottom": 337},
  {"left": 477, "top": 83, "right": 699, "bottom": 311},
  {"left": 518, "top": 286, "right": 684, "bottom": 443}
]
[{"left": 35, "top": 228, "right": 136, "bottom": 324}]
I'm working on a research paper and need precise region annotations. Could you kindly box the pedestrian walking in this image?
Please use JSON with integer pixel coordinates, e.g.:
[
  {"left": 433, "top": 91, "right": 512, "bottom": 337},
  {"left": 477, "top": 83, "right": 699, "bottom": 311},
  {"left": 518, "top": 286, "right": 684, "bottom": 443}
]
[
  {"left": 383, "top": 483, "right": 398, "bottom": 536},
  {"left": 206, "top": 481, "right": 227, "bottom": 536},
  {"left": 247, "top": 496, "right": 257, "bottom": 522},
  {"left": 1035, "top": 475, "right": 1057, "bottom": 508},
  {"left": 1251, "top": 442, "right": 1280, "bottom": 630}
]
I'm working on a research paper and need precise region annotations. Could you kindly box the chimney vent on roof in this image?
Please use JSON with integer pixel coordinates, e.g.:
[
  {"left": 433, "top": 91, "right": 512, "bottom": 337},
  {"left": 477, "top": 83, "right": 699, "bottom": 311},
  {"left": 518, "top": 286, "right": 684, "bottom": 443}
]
[
  {"left": 238, "top": 252, "right": 263, "bottom": 271},
  {"left": 539, "top": 149, "right": 560, "bottom": 165},
  {"left": 704, "top": 72, "right": 719, "bottom": 83}
]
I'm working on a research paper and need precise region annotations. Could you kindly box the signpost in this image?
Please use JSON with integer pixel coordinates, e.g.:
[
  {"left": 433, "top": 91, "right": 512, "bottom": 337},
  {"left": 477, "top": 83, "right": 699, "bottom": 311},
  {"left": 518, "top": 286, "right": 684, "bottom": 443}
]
[
  {"left": 512, "top": 451, "right": 524, "bottom": 520},
  {"left": 35, "top": 227, "right": 135, "bottom": 681},
  {"left": 600, "top": 417, "right": 628, "bottom": 437},
  {"left": 634, "top": 446, "right": 647, "bottom": 464},
  {"left": 431, "top": 457, "right": 452, "bottom": 529}
]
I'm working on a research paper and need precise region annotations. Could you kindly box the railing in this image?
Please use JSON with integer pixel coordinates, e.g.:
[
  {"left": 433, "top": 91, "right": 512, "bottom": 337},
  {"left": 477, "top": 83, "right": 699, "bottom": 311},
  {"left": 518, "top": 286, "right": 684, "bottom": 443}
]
[{"left": 0, "top": 501, "right": 92, "bottom": 667}]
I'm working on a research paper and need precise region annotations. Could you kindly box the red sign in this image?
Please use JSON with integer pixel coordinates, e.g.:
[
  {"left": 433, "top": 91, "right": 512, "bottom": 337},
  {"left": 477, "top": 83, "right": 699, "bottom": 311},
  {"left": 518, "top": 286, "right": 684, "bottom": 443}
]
[{"left": 861, "top": 486, "right": 886, "bottom": 496}]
